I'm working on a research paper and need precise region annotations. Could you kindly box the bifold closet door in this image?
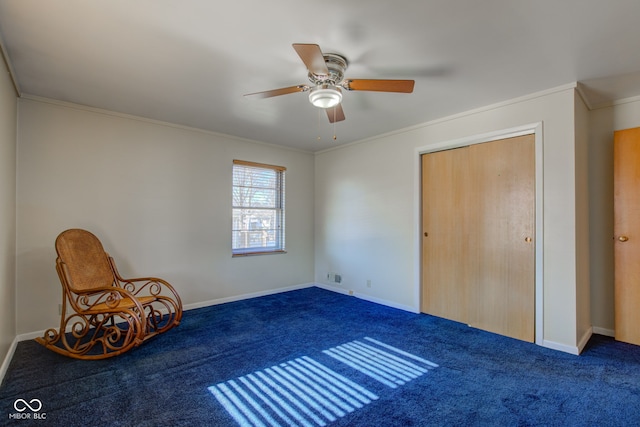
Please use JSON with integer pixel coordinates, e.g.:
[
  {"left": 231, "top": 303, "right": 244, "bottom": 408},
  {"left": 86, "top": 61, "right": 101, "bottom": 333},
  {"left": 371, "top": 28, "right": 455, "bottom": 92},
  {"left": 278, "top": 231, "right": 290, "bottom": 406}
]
[
  {"left": 421, "top": 134, "right": 535, "bottom": 342},
  {"left": 614, "top": 127, "right": 640, "bottom": 346},
  {"left": 468, "top": 135, "right": 535, "bottom": 342},
  {"left": 421, "top": 146, "right": 472, "bottom": 324}
]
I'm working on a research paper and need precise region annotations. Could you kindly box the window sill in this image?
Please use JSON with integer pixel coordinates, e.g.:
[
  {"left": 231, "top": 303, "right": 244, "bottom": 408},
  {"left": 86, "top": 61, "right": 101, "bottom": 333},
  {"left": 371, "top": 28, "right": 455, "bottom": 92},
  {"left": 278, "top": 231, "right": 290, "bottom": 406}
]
[{"left": 232, "top": 250, "right": 287, "bottom": 257}]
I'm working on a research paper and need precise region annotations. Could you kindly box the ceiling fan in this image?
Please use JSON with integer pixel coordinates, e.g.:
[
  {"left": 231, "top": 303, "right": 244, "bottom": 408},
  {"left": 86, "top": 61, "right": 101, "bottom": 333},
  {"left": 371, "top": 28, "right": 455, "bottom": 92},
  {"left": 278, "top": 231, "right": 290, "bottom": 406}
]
[{"left": 244, "top": 43, "right": 415, "bottom": 123}]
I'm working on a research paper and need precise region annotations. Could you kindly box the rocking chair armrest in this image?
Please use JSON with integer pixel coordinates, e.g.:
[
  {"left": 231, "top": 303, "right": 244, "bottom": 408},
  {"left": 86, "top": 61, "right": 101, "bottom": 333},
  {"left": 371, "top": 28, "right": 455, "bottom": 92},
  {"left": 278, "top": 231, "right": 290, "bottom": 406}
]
[
  {"left": 106, "top": 255, "right": 182, "bottom": 307},
  {"left": 117, "top": 277, "right": 182, "bottom": 305},
  {"left": 73, "top": 286, "right": 148, "bottom": 315}
]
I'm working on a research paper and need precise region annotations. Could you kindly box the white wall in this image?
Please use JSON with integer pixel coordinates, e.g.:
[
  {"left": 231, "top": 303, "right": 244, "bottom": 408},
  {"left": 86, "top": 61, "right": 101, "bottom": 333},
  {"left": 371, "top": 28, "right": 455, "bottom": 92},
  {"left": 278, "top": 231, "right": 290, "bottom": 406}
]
[
  {"left": 16, "top": 97, "right": 315, "bottom": 334},
  {"left": 588, "top": 96, "right": 640, "bottom": 335},
  {"left": 0, "top": 61, "right": 17, "bottom": 363},
  {"left": 315, "top": 85, "right": 588, "bottom": 352}
]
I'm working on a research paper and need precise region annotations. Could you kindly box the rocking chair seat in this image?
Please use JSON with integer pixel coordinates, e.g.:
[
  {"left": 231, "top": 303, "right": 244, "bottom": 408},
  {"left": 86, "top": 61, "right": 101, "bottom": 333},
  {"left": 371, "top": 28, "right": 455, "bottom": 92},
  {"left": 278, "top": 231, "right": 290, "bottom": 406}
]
[
  {"left": 36, "top": 229, "right": 183, "bottom": 360},
  {"left": 88, "top": 295, "right": 157, "bottom": 312}
]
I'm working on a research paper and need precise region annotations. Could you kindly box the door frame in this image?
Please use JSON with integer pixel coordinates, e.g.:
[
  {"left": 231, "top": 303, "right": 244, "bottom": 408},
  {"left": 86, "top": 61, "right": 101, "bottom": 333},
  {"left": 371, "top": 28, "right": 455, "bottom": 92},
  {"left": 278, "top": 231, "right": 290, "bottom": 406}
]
[{"left": 413, "top": 122, "right": 544, "bottom": 346}]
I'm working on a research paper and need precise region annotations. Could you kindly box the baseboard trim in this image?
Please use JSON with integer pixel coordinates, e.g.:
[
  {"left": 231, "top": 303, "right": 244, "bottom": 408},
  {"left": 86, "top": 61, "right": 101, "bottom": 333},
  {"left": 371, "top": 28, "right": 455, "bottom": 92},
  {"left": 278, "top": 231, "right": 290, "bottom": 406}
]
[
  {"left": 542, "top": 339, "right": 580, "bottom": 355},
  {"left": 592, "top": 326, "right": 615, "bottom": 337},
  {"left": 314, "top": 283, "right": 420, "bottom": 313},
  {"left": 0, "top": 336, "right": 19, "bottom": 386},
  {"left": 577, "top": 327, "right": 593, "bottom": 354},
  {"left": 182, "top": 283, "right": 315, "bottom": 311},
  {"left": 542, "top": 329, "right": 593, "bottom": 355},
  {"left": 313, "top": 283, "right": 351, "bottom": 296},
  {"left": 16, "top": 330, "right": 45, "bottom": 341}
]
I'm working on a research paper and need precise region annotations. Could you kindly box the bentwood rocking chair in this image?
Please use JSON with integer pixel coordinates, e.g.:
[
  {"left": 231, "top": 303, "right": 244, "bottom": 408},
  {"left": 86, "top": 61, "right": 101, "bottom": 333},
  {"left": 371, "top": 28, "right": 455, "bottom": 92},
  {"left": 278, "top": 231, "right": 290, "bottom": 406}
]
[{"left": 36, "top": 229, "right": 183, "bottom": 359}]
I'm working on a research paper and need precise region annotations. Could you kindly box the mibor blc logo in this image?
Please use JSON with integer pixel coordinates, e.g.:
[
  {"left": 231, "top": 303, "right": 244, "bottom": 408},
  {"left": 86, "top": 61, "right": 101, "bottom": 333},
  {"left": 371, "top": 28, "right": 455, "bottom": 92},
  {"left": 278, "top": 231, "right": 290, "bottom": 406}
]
[{"left": 8, "top": 398, "right": 46, "bottom": 420}]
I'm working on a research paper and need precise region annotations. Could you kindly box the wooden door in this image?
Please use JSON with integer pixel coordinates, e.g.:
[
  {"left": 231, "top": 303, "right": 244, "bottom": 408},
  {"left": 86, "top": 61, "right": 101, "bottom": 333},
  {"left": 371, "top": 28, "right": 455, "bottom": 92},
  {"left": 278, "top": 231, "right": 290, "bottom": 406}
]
[
  {"left": 468, "top": 135, "right": 535, "bottom": 342},
  {"left": 421, "top": 134, "right": 535, "bottom": 342},
  {"left": 421, "top": 147, "right": 471, "bottom": 323},
  {"left": 614, "top": 127, "right": 640, "bottom": 346}
]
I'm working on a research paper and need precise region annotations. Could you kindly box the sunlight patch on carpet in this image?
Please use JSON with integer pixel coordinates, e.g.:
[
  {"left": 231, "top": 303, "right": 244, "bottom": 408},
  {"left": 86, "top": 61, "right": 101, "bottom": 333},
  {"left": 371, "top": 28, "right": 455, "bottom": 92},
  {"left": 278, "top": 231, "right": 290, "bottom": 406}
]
[
  {"left": 209, "top": 338, "right": 437, "bottom": 426},
  {"left": 323, "top": 337, "right": 438, "bottom": 389},
  {"left": 210, "top": 356, "right": 379, "bottom": 427}
]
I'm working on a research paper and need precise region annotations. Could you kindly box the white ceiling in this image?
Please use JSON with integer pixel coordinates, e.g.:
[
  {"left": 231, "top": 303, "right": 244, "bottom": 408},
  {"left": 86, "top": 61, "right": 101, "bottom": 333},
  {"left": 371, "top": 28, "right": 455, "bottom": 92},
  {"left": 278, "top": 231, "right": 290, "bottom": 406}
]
[{"left": 2, "top": 0, "right": 640, "bottom": 152}]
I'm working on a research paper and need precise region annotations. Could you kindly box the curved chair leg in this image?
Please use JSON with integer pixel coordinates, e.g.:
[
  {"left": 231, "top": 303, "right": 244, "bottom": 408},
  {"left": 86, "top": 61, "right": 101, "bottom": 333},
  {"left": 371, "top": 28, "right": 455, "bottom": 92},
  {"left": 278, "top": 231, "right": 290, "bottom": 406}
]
[
  {"left": 142, "top": 297, "right": 182, "bottom": 338},
  {"left": 35, "top": 310, "right": 145, "bottom": 360}
]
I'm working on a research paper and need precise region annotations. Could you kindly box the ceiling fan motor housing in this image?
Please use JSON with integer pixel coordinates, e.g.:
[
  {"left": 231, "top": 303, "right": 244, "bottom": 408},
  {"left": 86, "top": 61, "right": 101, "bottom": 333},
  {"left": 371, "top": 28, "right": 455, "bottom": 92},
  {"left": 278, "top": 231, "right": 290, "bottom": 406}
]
[{"left": 308, "top": 53, "right": 348, "bottom": 85}]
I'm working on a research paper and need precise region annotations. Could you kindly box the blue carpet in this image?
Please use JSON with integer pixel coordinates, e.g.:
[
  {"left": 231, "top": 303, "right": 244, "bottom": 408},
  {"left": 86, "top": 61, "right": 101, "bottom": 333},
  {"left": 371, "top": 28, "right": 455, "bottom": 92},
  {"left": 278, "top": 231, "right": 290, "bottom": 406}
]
[{"left": 0, "top": 287, "right": 639, "bottom": 426}]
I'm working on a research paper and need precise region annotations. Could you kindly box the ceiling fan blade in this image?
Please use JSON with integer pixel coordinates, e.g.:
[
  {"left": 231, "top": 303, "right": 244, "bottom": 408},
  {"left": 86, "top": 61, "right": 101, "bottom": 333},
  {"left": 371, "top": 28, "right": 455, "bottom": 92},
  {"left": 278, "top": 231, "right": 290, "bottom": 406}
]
[
  {"left": 326, "top": 104, "right": 345, "bottom": 123},
  {"left": 293, "top": 43, "right": 329, "bottom": 76},
  {"left": 344, "top": 79, "right": 415, "bottom": 93},
  {"left": 244, "top": 85, "right": 307, "bottom": 99}
]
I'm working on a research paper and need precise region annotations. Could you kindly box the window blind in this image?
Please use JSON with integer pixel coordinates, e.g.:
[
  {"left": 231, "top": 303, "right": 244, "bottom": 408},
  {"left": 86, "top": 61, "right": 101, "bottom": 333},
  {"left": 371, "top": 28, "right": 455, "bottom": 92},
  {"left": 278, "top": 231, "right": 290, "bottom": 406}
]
[{"left": 232, "top": 160, "right": 286, "bottom": 255}]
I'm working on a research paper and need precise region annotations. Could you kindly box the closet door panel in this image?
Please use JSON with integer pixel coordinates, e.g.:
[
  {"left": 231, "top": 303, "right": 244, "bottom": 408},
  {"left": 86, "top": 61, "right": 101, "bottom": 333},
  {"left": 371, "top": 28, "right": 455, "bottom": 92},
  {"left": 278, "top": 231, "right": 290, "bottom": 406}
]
[
  {"left": 421, "top": 147, "right": 472, "bottom": 323},
  {"left": 468, "top": 135, "right": 535, "bottom": 342}
]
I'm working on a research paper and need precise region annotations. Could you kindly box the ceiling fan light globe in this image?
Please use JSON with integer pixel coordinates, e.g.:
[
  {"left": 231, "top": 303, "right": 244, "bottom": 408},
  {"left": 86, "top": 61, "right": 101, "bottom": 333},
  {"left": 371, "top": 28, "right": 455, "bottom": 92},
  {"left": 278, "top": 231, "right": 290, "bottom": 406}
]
[{"left": 309, "top": 86, "right": 342, "bottom": 109}]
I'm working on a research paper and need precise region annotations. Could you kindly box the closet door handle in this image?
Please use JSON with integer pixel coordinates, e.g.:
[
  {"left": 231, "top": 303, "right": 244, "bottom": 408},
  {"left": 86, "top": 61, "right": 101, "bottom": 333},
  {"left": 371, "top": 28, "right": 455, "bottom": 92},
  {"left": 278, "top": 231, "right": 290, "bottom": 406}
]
[{"left": 618, "top": 235, "right": 629, "bottom": 242}]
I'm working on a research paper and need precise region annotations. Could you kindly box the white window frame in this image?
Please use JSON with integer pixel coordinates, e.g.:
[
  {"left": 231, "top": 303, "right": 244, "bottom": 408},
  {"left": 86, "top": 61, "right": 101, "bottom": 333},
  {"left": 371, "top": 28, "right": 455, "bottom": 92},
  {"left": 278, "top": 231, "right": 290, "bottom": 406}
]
[{"left": 232, "top": 160, "right": 286, "bottom": 256}]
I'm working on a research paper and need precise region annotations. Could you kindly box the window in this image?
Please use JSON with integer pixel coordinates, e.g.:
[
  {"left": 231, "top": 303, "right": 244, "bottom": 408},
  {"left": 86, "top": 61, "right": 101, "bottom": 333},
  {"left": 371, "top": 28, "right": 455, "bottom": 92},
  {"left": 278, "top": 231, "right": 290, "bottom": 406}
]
[{"left": 232, "top": 160, "right": 286, "bottom": 256}]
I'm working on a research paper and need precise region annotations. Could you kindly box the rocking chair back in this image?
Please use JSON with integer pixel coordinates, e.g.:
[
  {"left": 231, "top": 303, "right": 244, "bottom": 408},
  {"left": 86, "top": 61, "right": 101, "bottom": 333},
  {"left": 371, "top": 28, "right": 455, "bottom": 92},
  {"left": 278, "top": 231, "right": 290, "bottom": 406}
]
[{"left": 55, "top": 229, "right": 115, "bottom": 292}]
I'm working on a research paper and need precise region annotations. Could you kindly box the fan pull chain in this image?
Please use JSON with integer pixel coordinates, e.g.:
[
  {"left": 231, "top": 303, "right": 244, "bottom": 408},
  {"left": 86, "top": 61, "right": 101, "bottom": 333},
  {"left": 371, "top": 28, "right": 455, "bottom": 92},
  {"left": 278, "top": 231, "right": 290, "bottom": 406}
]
[
  {"left": 333, "top": 107, "right": 337, "bottom": 141},
  {"left": 317, "top": 108, "right": 322, "bottom": 140},
  {"left": 333, "top": 106, "right": 338, "bottom": 141}
]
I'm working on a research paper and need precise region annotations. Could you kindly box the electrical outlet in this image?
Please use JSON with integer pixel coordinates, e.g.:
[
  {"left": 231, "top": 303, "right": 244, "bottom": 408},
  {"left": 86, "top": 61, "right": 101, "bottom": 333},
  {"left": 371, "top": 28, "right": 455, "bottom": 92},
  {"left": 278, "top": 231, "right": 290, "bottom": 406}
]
[{"left": 366, "top": 279, "right": 372, "bottom": 288}]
